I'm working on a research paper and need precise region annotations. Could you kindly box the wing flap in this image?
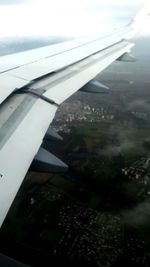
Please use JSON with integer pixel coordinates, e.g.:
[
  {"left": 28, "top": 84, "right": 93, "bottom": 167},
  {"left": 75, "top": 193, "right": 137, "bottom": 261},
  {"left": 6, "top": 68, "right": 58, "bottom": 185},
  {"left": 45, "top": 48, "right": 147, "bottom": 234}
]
[
  {"left": 0, "top": 95, "right": 57, "bottom": 227},
  {"left": 43, "top": 40, "right": 133, "bottom": 104},
  {"left": 0, "top": 26, "right": 131, "bottom": 74},
  {"left": 0, "top": 25, "right": 133, "bottom": 105},
  {"left": 8, "top": 28, "right": 131, "bottom": 81}
]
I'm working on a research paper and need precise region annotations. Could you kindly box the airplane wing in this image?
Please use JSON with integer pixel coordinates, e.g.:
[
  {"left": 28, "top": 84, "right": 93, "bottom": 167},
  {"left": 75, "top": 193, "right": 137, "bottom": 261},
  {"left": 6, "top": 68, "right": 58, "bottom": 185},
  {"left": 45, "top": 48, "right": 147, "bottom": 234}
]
[
  {"left": 0, "top": 253, "right": 30, "bottom": 267},
  {"left": 0, "top": 6, "right": 147, "bottom": 227}
]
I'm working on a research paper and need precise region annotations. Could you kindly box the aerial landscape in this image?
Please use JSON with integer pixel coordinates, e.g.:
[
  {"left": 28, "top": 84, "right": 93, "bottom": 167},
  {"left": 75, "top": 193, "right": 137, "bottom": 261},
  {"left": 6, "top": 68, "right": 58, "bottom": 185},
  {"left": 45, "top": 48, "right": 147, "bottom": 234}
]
[{"left": 0, "top": 34, "right": 150, "bottom": 266}]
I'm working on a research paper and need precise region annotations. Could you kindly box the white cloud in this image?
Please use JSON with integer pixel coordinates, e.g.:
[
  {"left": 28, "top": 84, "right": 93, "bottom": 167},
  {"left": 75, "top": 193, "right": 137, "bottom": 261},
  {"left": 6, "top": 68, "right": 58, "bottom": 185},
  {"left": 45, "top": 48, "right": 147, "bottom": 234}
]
[
  {"left": 0, "top": 0, "right": 30, "bottom": 4},
  {"left": 0, "top": 0, "right": 149, "bottom": 37}
]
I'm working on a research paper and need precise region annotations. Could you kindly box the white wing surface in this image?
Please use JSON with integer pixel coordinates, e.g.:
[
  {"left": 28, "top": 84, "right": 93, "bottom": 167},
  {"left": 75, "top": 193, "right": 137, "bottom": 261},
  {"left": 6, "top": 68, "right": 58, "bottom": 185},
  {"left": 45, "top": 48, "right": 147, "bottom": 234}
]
[{"left": 0, "top": 11, "right": 144, "bottom": 226}]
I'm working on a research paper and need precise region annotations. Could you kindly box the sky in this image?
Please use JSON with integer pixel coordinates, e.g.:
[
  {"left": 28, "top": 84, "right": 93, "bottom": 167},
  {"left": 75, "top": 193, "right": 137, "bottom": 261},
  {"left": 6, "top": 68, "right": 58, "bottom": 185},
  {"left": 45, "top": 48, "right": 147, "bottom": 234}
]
[{"left": 0, "top": 0, "right": 149, "bottom": 37}]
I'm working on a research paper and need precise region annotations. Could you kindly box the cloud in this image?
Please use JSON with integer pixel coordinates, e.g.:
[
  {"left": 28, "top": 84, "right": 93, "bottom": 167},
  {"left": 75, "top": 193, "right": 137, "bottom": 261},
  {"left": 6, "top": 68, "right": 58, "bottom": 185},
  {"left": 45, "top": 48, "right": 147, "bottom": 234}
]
[
  {"left": 0, "top": 0, "right": 148, "bottom": 37},
  {"left": 127, "top": 99, "right": 150, "bottom": 112},
  {"left": 102, "top": 125, "right": 135, "bottom": 155},
  {"left": 122, "top": 201, "right": 150, "bottom": 226},
  {"left": 0, "top": 0, "right": 30, "bottom": 4}
]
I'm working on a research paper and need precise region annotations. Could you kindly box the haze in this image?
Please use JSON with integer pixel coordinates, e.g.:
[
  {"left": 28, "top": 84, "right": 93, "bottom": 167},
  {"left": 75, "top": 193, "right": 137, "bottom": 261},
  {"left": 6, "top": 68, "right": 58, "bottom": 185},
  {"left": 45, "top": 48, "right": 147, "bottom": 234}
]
[{"left": 0, "top": 0, "right": 149, "bottom": 37}]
